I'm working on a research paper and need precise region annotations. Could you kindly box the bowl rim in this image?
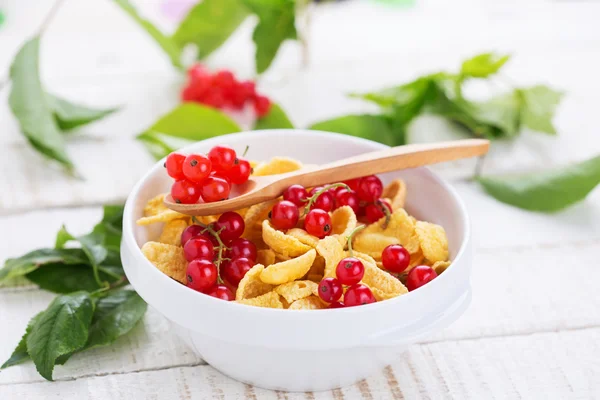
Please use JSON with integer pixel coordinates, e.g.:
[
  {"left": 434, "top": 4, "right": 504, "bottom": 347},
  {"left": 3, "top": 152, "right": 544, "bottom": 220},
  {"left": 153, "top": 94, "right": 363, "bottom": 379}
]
[{"left": 122, "top": 129, "right": 471, "bottom": 317}]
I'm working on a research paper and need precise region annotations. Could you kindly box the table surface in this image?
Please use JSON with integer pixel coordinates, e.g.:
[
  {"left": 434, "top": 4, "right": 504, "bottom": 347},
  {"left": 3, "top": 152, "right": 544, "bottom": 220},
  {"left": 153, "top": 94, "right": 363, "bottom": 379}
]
[{"left": 1, "top": 0, "right": 600, "bottom": 398}]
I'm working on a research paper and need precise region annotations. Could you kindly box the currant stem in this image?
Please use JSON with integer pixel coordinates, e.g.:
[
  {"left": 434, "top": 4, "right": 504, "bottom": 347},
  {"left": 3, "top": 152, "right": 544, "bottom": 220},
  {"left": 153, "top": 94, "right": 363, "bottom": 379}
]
[
  {"left": 303, "top": 183, "right": 350, "bottom": 214},
  {"left": 191, "top": 217, "right": 229, "bottom": 284},
  {"left": 377, "top": 199, "right": 392, "bottom": 229},
  {"left": 345, "top": 225, "right": 366, "bottom": 257},
  {"left": 242, "top": 145, "right": 249, "bottom": 157}
]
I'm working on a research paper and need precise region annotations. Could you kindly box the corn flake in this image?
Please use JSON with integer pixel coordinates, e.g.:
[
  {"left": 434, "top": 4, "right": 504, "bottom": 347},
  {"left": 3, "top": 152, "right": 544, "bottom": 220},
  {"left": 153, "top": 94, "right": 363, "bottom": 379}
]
[
  {"left": 354, "top": 208, "right": 419, "bottom": 259},
  {"left": 354, "top": 252, "right": 408, "bottom": 298},
  {"left": 141, "top": 242, "right": 187, "bottom": 284},
  {"left": 256, "top": 249, "right": 276, "bottom": 266},
  {"left": 316, "top": 236, "right": 345, "bottom": 278},
  {"left": 236, "top": 264, "right": 273, "bottom": 300},
  {"left": 382, "top": 179, "right": 407, "bottom": 210},
  {"left": 275, "top": 280, "right": 318, "bottom": 303},
  {"left": 288, "top": 295, "right": 327, "bottom": 310},
  {"left": 286, "top": 228, "right": 319, "bottom": 248},
  {"left": 237, "top": 291, "right": 284, "bottom": 309},
  {"left": 432, "top": 260, "right": 451, "bottom": 275},
  {"left": 253, "top": 157, "right": 303, "bottom": 176},
  {"left": 137, "top": 194, "right": 188, "bottom": 225},
  {"left": 415, "top": 221, "right": 449, "bottom": 263},
  {"left": 262, "top": 220, "right": 312, "bottom": 257},
  {"left": 330, "top": 206, "right": 357, "bottom": 247},
  {"left": 243, "top": 199, "right": 279, "bottom": 244},
  {"left": 260, "top": 249, "right": 316, "bottom": 285},
  {"left": 158, "top": 219, "right": 188, "bottom": 246}
]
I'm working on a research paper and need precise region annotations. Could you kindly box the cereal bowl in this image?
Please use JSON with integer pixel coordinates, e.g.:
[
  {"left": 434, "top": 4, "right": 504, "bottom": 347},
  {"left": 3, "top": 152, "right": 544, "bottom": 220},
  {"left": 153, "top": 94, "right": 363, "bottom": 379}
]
[{"left": 121, "top": 129, "right": 472, "bottom": 392}]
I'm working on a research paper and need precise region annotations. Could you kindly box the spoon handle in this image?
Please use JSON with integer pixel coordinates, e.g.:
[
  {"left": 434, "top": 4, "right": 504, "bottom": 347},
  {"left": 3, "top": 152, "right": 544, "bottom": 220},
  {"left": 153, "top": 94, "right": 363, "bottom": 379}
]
[{"left": 285, "top": 139, "right": 490, "bottom": 188}]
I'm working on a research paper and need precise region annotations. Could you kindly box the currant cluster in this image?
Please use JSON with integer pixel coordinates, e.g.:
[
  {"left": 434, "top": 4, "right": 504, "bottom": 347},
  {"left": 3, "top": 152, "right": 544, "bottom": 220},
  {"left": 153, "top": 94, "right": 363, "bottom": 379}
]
[
  {"left": 165, "top": 145, "right": 252, "bottom": 204},
  {"left": 381, "top": 244, "right": 438, "bottom": 291},
  {"left": 181, "top": 211, "right": 257, "bottom": 300},
  {"left": 181, "top": 64, "right": 271, "bottom": 117}
]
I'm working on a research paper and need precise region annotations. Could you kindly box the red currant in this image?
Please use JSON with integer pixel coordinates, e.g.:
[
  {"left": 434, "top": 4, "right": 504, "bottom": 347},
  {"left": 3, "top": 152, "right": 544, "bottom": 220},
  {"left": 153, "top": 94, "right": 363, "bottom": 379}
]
[
  {"left": 283, "top": 184, "right": 308, "bottom": 207},
  {"left": 181, "top": 224, "right": 204, "bottom": 246},
  {"left": 182, "top": 154, "right": 211, "bottom": 183},
  {"left": 186, "top": 259, "right": 218, "bottom": 293},
  {"left": 335, "top": 257, "right": 365, "bottom": 286},
  {"left": 212, "top": 70, "right": 235, "bottom": 91},
  {"left": 200, "top": 176, "right": 231, "bottom": 202},
  {"left": 222, "top": 257, "right": 253, "bottom": 286},
  {"left": 171, "top": 180, "right": 201, "bottom": 204},
  {"left": 344, "top": 284, "right": 376, "bottom": 307},
  {"left": 187, "top": 64, "right": 209, "bottom": 80},
  {"left": 239, "top": 81, "right": 256, "bottom": 99},
  {"left": 406, "top": 265, "right": 437, "bottom": 291},
  {"left": 329, "top": 301, "right": 345, "bottom": 309},
  {"left": 365, "top": 199, "right": 392, "bottom": 223},
  {"left": 208, "top": 145, "right": 237, "bottom": 172},
  {"left": 207, "top": 284, "right": 235, "bottom": 301},
  {"left": 254, "top": 95, "right": 271, "bottom": 117},
  {"left": 356, "top": 175, "right": 383, "bottom": 202},
  {"left": 204, "top": 223, "right": 221, "bottom": 247},
  {"left": 201, "top": 89, "right": 227, "bottom": 108},
  {"left": 165, "top": 152, "right": 186, "bottom": 180},
  {"left": 226, "top": 157, "right": 252, "bottom": 185},
  {"left": 381, "top": 244, "right": 410, "bottom": 273},
  {"left": 334, "top": 189, "right": 360, "bottom": 214},
  {"left": 304, "top": 209, "right": 332, "bottom": 239},
  {"left": 317, "top": 277, "right": 343, "bottom": 303},
  {"left": 309, "top": 187, "right": 334, "bottom": 212},
  {"left": 226, "top": 238, "right": 257, "bottom": 262},
  {"left": 183, "top": 236, "right": 215, "bottom": 262},
  {"left": 269, "top": 200, "right": 299, "bottom": 231},
  {"left": 344, "top": 178, "right": 361, "bottom": 192},
  {"left": 215, "top": 211, "right": 245, "bottom": 242}
]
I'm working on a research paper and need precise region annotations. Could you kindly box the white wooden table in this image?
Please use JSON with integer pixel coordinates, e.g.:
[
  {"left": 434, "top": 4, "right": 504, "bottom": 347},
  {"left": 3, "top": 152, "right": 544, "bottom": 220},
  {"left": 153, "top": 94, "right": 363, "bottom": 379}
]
[{"left": 1, "top": 0, "right": 600, "bottom": 398}]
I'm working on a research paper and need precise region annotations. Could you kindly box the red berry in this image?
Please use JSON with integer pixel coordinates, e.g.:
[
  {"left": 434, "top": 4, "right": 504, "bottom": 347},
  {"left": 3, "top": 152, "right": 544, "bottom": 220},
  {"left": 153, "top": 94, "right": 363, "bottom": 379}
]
[
  {"left": 226, "top": 238, "right": 257, "bottom": 262},
  {"left": 304, "top": 209, "right": 332, "bottom": 239},
  {"left": 171, "top": 180, "right": 201, "bottom": 204},
  {"left": 208, "top": 145, "right": 237, "bottom": 172},
  {"left": 381, "top": 244, "right": 411, "bottom": 273},
  {"left": 215, "top": 212, "right": 245, "bottom": 242},
  {"left": 204, "top": 223, "right": 221, "bottom": 247},
  {"left": 329, "top": 301, "right": 345, "bottom": 309},
  {"left": 165, "top": 152, "right": 186, "bottom": 180},
  {"left": 226, "top": 158, "right": 252, "bottom": 184},
  {"left": 222, "top": 257, "right": 253, "bottom": 286},
  {"left": 181, "top": 224, "right": 205, "bottom": 246},
  {"left": 212, "top": 70, "right": 235, "bottom": 90},
  {"left": 182, "top": 77, "right": 211, "bottom": 102},
  {"left": 182, "top": 153, "right": 211, "bottom": 183},
  {"left": 344, "top": 284, "right": 376, "bottom": 307},
  {"left": 317, "top": 277, "right": 343, "bottom": 303},
  {"left": 365, "top": 199, "right": 392, "bottom": 223},
  {"left": 344, "top": 178, "right": 361, "bottom": 192},
  {"left": 200, "top": 176, "right": 231, "bottom": 202},
  {"left": 356, "top": 175, "right": 383, "bottom": 202},
  {"left": 211, "top": 171, "right": 231, "bottom": 187},
  {"left": 406, "top": 265, "right": 437, "bottom": 291},
  {"left": 187, "top": 64, "right": 209, "bottom": 80},
  {"left": 239, "top": 81, "right": 256, "bottom": 98},
  {"left": 183, "top": 237, "right": 215, "bottom": 262},
  {"left": 335, "top": 257, "right": 365, "bottom": 286},
  {"left": 201, "top": 88, "right": 227, "bottom": 108},
  {"left": 207, "top": 284, "right": 235, "bottom": 301},
  {"left": 334, "top": 189, "right": 360, "bottom": 214},
  {"left": 269, "top": 200, "right": 300, "bottom": 231},
  {"left": 283, "top": 185, "right": 309, "bottom": 207},
  {"left": 253, "top": 95, "right": 271, "bottom": 117},
  {"left": 186, "top": 259, "right": 218, "bottom": 293},
  {"left": 309, "top": 187, "right": 334, "bottom": 212}
]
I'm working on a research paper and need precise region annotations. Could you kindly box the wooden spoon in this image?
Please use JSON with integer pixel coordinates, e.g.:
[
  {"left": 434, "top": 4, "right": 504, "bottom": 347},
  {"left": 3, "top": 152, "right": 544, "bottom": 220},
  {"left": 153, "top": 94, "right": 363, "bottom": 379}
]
[{"left": 165, "top": 139, "right": 490, "bottom": 216}]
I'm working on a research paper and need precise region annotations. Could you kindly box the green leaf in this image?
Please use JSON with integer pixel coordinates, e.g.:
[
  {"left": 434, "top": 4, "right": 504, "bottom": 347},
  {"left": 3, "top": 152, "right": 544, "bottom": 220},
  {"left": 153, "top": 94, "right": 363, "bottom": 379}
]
[
  {"left": 26, "top": 263, "right": 120, "bottom": 294},
  {"left": 173, "top": 0, "right": 249, "bottom": 59},
  {"left": 113, "top": 0, "right": 183, "bottom": 69},
  {"left": 9, "top": 37, "right": 74, "bottom": 172},
  {"left": 478, "top": 155, "right": 600, "bottom": 212},
  {"left": 48, "top": 94, "right": 118, "bottom": 131},
  {"left": 1, "top": 312, "right": 42, "bottom": 369},
  {"left": 0, "top": 248, "right": 88, "bottom": 282},
  {"left": 254, "top": 103, "right": 294, "bottom": 129},
  {"left": 242, "top": 0, "right": 297, "bottom": 73},
  {"left": 86, "top": 290, "right": 147, "bottom": 350},
  {"left": 27, "top": 292, "right": 94, "bottom": 380},
  {"left": 470, "top": 91, "right": 522, "bottom": 137},
  {"left": 460, "top": 53, "right": 510, "bottom": 78},
  {"left": 309, "top": 114, "right": 398, "bottom": 146},
  {"left": 518, "top": 85, "right": 563, "bottom": 135},
  {"left": 136, "top": 104, "right": 242, "bottom": 160}
]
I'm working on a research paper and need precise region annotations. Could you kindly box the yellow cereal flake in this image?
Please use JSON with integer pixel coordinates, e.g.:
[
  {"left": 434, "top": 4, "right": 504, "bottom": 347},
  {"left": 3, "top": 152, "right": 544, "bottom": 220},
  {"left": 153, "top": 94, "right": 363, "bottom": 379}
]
[
  {"left": 415, "top": 221, "right": 449, "bottom": 263},
  {"left": 275, "top": 280, "right": 318, "bottom": 303},
  {"left": 252, "top": 157, "right": 303, "bottom": 176},
  {"left": 236, "top": 264, "right": 273, "bottom": 300},
  {"left": 382, "top": 179, "right": 407, "bottom": 210},
  {"left": 260, "top": 249, "right": 316, "bottom": 285},
  {"left": 256, "top": 249, "right": 276, "bottom": 266},
  {"left": 316, "top": 236, "right": 345, "bottom": 278},
  {"left": 354, "top": 253, "right": 408, "bottom": 298},
  {"left": 353, "top": 208, "right": 419, "bottom": 259},
  {"left": 306, "top": 255, "right": 325, "bottom": 279},
  {"left": 307, "top": 274, "right": 324, "bottom": 283},
  {"left": 141, "top": 242, "right": 187, "bottom": 284},
  {"left": 432, "top": 260, "right": 451, "bottom": 275},
  {"left": 288, "top": 295, "right": 327, "bottom": 310},
  {"left": 137, "top": 194, "right": 188, "bottom": 225},
  {"left": 262, "top": 220, "right": 312, "bottom": 258},
  {"left": 407, "top": 249, "right": 425, "bottom": 271},
  {"left": 330, "top": 206, "right": 357, "bottom": 247},
  {"left": 237, "top": 291, "right": 283, "bottom": 309},
  {"left": 369, "top": 285, "right": 403, "bottom": 302},
  {"left": 243, "top": 199, "right": 279, "bottom": 244},
  {"left": 158, "top": 219, "right": 188, "bottom": 246},
  {"left": 286, "top": 228, "right": 319, "bottom": 248}
]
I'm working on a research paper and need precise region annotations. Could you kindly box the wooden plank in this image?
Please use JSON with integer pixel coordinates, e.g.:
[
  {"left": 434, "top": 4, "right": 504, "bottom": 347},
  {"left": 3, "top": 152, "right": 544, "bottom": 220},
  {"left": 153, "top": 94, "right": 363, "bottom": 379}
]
[{"left": 1, "top": 328, "right": 598, "bottom": 398}]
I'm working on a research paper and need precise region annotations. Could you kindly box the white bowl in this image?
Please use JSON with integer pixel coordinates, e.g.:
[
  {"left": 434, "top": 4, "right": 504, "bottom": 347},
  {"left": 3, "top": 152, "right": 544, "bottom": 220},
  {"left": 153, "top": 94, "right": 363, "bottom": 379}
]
[{"left": 122, "top": 130, "right": 472, "bottom": 392}]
